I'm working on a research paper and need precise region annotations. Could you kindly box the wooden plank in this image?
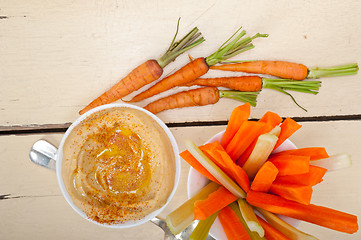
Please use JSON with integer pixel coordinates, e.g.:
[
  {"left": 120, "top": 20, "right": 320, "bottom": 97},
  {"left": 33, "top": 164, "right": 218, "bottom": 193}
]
[
  {"left": 1, "top": 121, "right": 360, "bottom": 239},
  {"left": 1, "top": 0, "right": 361, "bottom": 127}
]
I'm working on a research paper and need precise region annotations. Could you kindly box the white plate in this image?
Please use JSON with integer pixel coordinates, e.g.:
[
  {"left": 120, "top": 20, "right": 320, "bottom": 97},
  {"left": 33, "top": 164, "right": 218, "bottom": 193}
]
[{"left": 187, "top": 130, "right": 298, "bottom": 240}]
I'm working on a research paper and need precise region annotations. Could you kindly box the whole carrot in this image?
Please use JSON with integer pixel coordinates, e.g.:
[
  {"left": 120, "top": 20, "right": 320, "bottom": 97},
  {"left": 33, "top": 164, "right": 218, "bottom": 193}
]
[
  {"left": 210, "top": 60, "right": 358, "bottom": 80},
  {"left": 79, "top": 19, "right": 205, "bottom": 114},
  {"left": 143, "top": 86, "right": 259, "bottom": 114},
  {"left": 127, "top": 28, "right": 268, "bottom": 102},
  {"left": 184, "top": 76, "right": 322, "bottom": 111}
]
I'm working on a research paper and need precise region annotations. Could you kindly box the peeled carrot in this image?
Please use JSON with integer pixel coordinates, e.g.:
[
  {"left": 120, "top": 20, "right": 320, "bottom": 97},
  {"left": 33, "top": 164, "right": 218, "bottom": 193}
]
[
  {"left": 237, "top": 111, "right": 282, "bottom": 166},
  {"left": 128, "top": 29, "right": 268, "bottom": 102},
  {"left": 200, "top": 142, "right": 250, "bottom": 192},
  {"left": 221, "top": 103, "right": 251, "bottom": 148},
  {"left": 271, "top": 147, "right": 329, "bottom": 160},
  {"left": 256, "top": 216, "right": 291, "bottom": 240},
  {"left": 269, "top": 155, "right": 310, "bottom": 176},
  {"left": 247, "top": 191, "right": 359, "bottom": 234},
  {"left": 79, "top": 23, "right": 205, "bottom": 114},
  {"left": 275, "top": 165, "right": 327, "bottom": 186},
  {"left": 180, "top": 150, "right": 220, "bottom": 184},
  {"left": 250, "top": 161, "right": 279, "bottom": 192},
  {"left": 194, "top": 186, "right": 238, "bottom": 220},
  {"left": 226, "top": 121, "right": 268, "bottom": 161},
  {"left": 269, "top": 182, "right": 313, "bottom": 205},
  {"left": 143, "top": 86, "right": 259, "bottom": 114},
  {"left": 218, "top": 206, "right": 252, "bottom": 240},
  {"left": 210, "top": 61, "right": 358, "bottom": 80},
  {"left": 274, "top": 117, "right": 302, "bottom": 150}
]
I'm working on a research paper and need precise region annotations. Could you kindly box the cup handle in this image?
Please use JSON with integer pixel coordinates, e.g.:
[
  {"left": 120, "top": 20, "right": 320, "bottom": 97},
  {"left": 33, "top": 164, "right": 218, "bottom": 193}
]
[{"left": 29, "top": 140, "right": 58, "bottom": 171}]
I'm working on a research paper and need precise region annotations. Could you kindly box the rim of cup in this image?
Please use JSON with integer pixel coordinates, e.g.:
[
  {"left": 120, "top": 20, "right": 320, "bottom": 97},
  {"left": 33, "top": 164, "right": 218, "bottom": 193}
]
[{"left": 55, "top": 103, "right": 181, "bottom": 228}]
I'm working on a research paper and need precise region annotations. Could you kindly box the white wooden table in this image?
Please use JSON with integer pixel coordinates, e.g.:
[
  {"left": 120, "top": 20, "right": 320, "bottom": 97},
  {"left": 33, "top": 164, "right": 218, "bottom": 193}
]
[{"left": 1, "top": 1, "right": 360, "bottom": 239}]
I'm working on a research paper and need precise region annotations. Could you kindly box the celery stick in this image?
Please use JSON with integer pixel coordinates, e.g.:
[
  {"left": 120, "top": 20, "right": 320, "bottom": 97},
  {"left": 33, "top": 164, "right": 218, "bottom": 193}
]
[
  {"left": 238, "top": 199, "right": 265, "bottom": 237},
  {"left": 242, "top": 132, "right": 279, "bottom": 179},
  {"left": 269, "top": 125, "right": 281, "bottom": 136},
  {"left": 256, "top": 208, "right": 318, "bottom": 240},
  {"left": 185, "top": 139, "right": 246, "bottom": 198},
  {"left": 189, "top": 211, "right": 218, "bottom": 240},
  {"left": 229, "top": 202, "right": 266, "bottom": 240},
  {"left": 166, "top": 182, "right": 220, "bottom": 235},
  {"left": 310, "top": 153, "right": 352, "bottom": 171}
]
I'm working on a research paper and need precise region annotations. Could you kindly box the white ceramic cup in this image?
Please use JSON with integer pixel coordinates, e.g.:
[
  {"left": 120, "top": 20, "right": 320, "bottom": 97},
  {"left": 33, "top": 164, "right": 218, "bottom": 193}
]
[{"left": 30, "top": 103, "right": 181, "bottom": 228}]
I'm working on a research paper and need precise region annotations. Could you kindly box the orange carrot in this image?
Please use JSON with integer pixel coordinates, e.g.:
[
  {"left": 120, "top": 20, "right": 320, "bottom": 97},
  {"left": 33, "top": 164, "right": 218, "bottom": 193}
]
[
  {"left": 79, "top": 24, "right": 205, "bottom": 114},
  {"left": 200, "top": 142, "right": 250, "bottom": 192},
  {"left": 221, "top": 103, "right": 251, "bottom": 148},
  {"left": 247, "top": 191, "right": 359, "bottom": 234},
  {"left": 128, "top": 29, "right": 268, "bottom": 102},
  {"left": 210, "top": 61, "right": 308, "bottom": 80},
  {"left": 226, "top": 121, "right": 268, "bottom": 161},
  {"left": 275, "top": 165, "right": 327, "bottom": 186},
  {"left": 271, "top": 147, "right": 329, "bottom": 160},
  {"left": 210, "top": 61, "right": 359, "bottom": 80},
  {"left": 143, "top": 86, "right": 259, "bottom": 114},
  {"left": 256, "top": 216, "right": 291, "bottom": 240},
  {"left": 194, "top": 186, "right": 238, "bottom": 220},
  {"left": 180, "top": 150, "right": 220, "bottom": 184},
  {"left": 250, "top": 161, "right": 279, "bottom": 192},
  {"left": 274, "top": 117, "right": 302, "bottom": 150},
  {"left": 269, "top": 155, "right": 310, "bottom": 176},
  {"left": 219, "top": 206, "right": 251, "bottom": 240},
  {"left": 237, "top": 111, "right": 282, "bottom": 166},
  {"left": 184, "top": 76, "right": 263, "bottom": 91},
  {"left": 269, "top": 182, "right": 313, "bottom": 205}
]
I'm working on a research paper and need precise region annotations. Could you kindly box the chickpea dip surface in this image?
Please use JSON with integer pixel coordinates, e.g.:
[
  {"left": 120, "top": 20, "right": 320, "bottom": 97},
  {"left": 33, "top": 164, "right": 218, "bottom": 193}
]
[{"left": 61, "top": 107, "right": 176, "bottom": 224}]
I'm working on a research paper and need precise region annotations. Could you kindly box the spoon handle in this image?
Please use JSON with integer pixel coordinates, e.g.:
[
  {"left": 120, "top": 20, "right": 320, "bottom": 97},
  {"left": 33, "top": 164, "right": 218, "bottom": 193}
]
[{"left": 29, "top": 140, "right": 57, "bottom": 171}]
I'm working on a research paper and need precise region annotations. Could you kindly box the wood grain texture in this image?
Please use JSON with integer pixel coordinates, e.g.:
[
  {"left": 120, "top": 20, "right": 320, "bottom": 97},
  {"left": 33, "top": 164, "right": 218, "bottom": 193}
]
[
  {"left": 1, "top": 122, "right": 360, "bottom": 239},
  {"left": 1, "top": 0, "right": 361, "bottom": 127}
]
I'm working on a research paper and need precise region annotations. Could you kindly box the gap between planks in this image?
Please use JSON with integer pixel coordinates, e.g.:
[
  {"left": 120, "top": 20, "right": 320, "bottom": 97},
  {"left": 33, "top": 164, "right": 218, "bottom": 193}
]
[{"left": 1, "top": 114, "right": 361, "bottom": 136}]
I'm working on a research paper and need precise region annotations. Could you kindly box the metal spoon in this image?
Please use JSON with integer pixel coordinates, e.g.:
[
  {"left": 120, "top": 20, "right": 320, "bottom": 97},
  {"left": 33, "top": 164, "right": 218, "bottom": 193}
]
[{"left": 29, "top": 140, "right": 215, "bottom": 240}]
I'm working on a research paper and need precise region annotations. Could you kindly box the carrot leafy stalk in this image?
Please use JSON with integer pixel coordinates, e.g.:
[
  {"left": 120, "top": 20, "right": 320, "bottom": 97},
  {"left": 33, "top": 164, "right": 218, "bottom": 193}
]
[
  {"left": 79, "top": 19, "right": 205, "bottom": 114},
  {"left": 184, "top": 139, "right": 246, "bottom": 198},
  {"left": 247, "top": 191, "right": 359, "bottom": 234},
  {"left": 189, "top": 211, "right": 219, "bottom": 240},
  {"left": 210, "top": 60, "right": 358, "bottom": 80},
  {"left": 221, "top": 103, "right": 251, "bottom": 148},
  {"left": 129, "top": 27, "right": 267, "bottom": 102},
  {"left": 256, "top": 208, "right": 319, "bottom": 240},
  {"left": 166, "top": 182, "right": 220, "bottom": 235},
  {"left": 238, "top": 198, "right": 265, "bottom": 238},
  {"left": 219, "top": 206, "right": 252, "bottom": 240},
  {"left": 194, "top": 186, "right": 238, "bottom": 220},
  {"left": 143, "top": 86, "right": 259, "bottom": 114}
]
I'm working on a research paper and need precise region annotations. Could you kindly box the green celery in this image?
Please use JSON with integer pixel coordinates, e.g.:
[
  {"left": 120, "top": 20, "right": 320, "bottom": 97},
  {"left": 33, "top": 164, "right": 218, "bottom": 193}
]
[
  {"left": 310, "top": 153, "right": 352, "bottom": 171},
  {"left": 238, "top": 199, "right": 265, "bottom": 237},
  {"left": 189, "top": 211, "right": 219, "bottom": 240}
]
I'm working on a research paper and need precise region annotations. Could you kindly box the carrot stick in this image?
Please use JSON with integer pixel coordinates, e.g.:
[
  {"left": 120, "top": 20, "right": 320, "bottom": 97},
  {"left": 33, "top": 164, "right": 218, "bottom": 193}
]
[
  {"left": 180, "top": 150, "right": 220, "bottom": 184},
  {"left": 194, "top": 186, "right": 238, "bottom": 220},
  {"left": 226, "top": 121, "right": 268, "bottom": 161},
  {"left": 250, "top": 161, "right": 279, "bottom": 192},
  {"left": 79, "top": 22, "right": 205, "bottom": 114},
  {"left": 269, "top": 182, "right": 313, "bottom": 205},
  {"left": 128, "top": 29, "right": 268, "bottom": 102},
  {"left": 269, "top": 155, "right": 310, "bottom": 176},
  {"left": 210, "top": 61, "right": 358, "bottom": 80},
  {"left": 221, "top": 103, "right": 251, "bottom": 148},
  {"left": 247, "top": 191, "right": 359, "bottom": 234},
  {"left": 256, "top": 216, "right": 291, "bottom": 240},
  {"left": 200, "top": 142, "right": 250, "bottom": 192},
  {"left": 275, "top": 165, "right": 327, "bottom": 186},
  {"left": 237, "top": 111, "right": 282, "bottom": 167},
  {"left": 274, "top": 117, "right": 302, "bottom": 150},
  {"left": 143, "top": 86, "right": 259, "bottom": 114},
  {"left": 271, "top": 147, "right": 329, "bottom": 160},
  {"left": 219, "top": 206, "right": 252, "bottom": 240},
  {"left": 184, "top": 76, "right": 263, "bottom": 91}
]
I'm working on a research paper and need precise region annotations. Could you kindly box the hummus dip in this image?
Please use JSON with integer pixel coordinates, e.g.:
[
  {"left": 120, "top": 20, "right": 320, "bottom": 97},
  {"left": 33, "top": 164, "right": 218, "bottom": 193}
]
[{"left": 62, "top": 107, "right": 175, "bottom": 224}]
